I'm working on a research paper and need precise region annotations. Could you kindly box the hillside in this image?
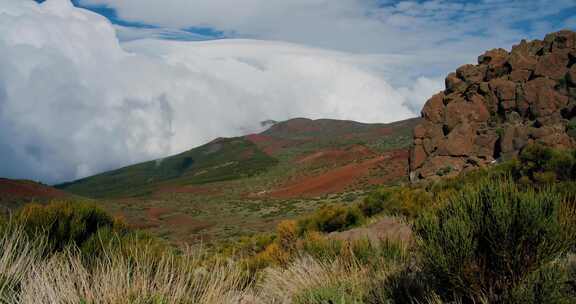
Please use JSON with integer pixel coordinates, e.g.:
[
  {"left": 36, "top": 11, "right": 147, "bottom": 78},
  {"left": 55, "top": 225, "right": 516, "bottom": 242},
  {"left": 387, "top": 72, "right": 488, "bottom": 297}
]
[
  {"left": 55, "top": 117, "right": 419, "bottom": 243},
  {"left": 57, "top": 137, "right": 279, "bottom": 198},
  {"left": 0, "top": 178, "right": 70, "bottom": 213},
  {"left": 58, "top": 117, "right": 419, "bottom": 199}
]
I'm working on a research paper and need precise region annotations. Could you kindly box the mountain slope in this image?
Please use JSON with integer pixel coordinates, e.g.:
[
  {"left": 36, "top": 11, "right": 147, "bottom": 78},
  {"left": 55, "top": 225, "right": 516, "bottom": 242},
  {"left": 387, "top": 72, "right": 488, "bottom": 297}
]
[
  {"left": 0, "top": 178, "right": 70, "bottom": 213},
  {"left": 55, "top": 117, "right": 419, "bottom": 243},
  {"left": 57, "top": 137, "right": 278, "bottom": 198},
  {"left": 58, "top": 117, "right": 419, "bottom": 199}
]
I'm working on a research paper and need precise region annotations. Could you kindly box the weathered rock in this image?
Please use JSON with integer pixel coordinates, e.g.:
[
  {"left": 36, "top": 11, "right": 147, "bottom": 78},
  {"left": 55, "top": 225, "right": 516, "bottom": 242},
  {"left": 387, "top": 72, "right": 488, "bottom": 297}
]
[
  {"left": 418, "top": 156, "right": 466, "bottom": 180},
  {"left": 480, "top": 48, "right": 510, "bottom": 80},
  {"left": 410, "top": 144, "right": 427, "bottom": 171},
  {"left": 409, "top": 30, "right": 576, "bottom": 181},
  {"left": 437, "top": 123, "right": 476, "bottom": 157},
  {"left": 567, "top": 65, "right": 576, "bottom": 87},
  {"left": 445, "top": 72, "right": 466, "bottom": 93},
  {"left": 474, "top": 131, "right": 498, "bottom": 159},
  {"left": 421, "top": 92, "right": 445, "bottom": 124},
  {"left": 525, "top": 78, "right": 568, "bottom": 117},
  {"left": 507, "top": 49, "right": 538, "bottom": 71},
  {"left": 457, "top": 64, "right": 486, "bottom": 83},
  {"left": 544, "top": 30, "right": 576, "bottom": 51},
  {"left": 534, "top": 50, "right": 570, "bottom": 80},
  {"left": 510, "top": 69, "right": 532, "bottom": 82},
  {"left": 444, "top": 95, "right": 490, "bottom": 132}
]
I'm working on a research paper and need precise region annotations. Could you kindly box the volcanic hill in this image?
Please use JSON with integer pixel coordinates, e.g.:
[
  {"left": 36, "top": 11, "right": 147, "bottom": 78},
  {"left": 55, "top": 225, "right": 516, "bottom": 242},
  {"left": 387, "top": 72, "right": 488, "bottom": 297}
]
[
  {"left": 55, "top": 117, "right": 419, "bottom": 243},
  {"left": 0, "top": 178, "right": 70, "bottom": 213}
]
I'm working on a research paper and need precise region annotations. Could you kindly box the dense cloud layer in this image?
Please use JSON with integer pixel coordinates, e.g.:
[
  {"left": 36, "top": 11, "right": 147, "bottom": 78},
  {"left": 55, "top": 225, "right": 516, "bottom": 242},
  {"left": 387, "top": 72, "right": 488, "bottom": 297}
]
[
  {"left": 80, "top": 0, "right": 576, "bottom": 71},
  {"left": 0, "top": 0, "right": 438, "bottom": 183}
]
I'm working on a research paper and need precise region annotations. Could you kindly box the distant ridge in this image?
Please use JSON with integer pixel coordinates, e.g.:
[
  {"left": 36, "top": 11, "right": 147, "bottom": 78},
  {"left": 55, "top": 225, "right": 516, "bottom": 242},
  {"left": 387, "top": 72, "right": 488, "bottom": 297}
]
[
  {"left": 57, "top": 117, "right": 420, "bottom": 198},
  {"left": 0, "top": 178, "right": 70, "bottom": 212}
]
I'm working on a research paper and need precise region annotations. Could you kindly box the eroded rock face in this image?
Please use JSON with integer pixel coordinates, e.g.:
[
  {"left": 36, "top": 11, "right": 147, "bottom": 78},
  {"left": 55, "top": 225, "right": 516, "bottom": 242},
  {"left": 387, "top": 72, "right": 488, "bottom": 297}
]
[{"left": 410, "top": 30, "right": 576, "bottom": 181}]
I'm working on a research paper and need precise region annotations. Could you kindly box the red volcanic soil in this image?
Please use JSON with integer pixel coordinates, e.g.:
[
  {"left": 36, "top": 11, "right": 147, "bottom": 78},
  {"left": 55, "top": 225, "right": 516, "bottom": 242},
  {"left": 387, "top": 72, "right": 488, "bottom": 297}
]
[
  {"left": 0, "top": 178, "right": 67, "bottom": 200},
  {"left": 241, "top": 148, "right": 255, "bottom": 160},
  {"left": 373, "top": 127, "right": 394, "bottom": 136},
  {"left": 269, "top": 149, "right": 409, "bottom": 198},
  {"left": 146, "top": 207, "right": 171, "bottom": 221},
  {"left": 245, "top": 134, "right": 299, "bottom": 155},
  {"left": 155, "top": 185, "right": 218, "bottom": 196},
  {"left": 296, "top": 145, "right": 375, "bottom": 166},
  {"left": 164, "top": 214, "right": 212, "bottom": 234}
]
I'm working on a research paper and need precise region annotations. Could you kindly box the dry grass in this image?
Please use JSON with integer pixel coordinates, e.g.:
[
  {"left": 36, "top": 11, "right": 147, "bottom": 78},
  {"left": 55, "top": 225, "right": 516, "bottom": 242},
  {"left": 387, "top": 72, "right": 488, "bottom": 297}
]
[
  {"left": 0, "top": 226, "right": 251, "bottom": 304},
  {"left": 0, "top": 225, "right": 409, "bottom": 304},
  {"left": 0, "top": 225, "right": 43, "bottom": 303},
  {"left": 19, "top": 252, "right": 243, "bottom": 304},
  {"left": 257, "top": 256, "right": 370, "bottom": 303}
]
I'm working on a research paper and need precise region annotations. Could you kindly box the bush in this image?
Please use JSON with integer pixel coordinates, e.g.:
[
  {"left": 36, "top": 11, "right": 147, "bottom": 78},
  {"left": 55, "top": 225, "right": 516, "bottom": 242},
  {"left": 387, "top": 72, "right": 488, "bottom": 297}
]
[
  {"left": 567, "top": 118, "right": 576, "bottom": 138},
  {"left": 15, "top": 201, "right": 120, "bottom": 253},
  {"left": 508, "top": 263, "right": 573, "bottom": 304},
  {"left": 365, "top": 268, "right": 432, "bottom": 304},
  {"left": 298, "top": 231, "right": 343, "bottom": 261},
  {"left": 359, "top": 189, "right": 391, "bottom": 217},
  {"left": 299, "top": 204, "right": 364, "bottom": 233},
  {"left": 293, "top": 283, "right": 364, "bottom": 304},
  {"left": 276, "top": 220, "right": 298, "bottom": 251},
  {"left": 415, "top": 177, "right": 576, "bottom": 303},
  {"left": 79, "top": 227, "right": 168, "bottom": 265},
  {"left": 518, "top": 144, "right": 576, "bottom": 183},
  {"left": 355, "top": 186, "right": 434, "bottom": 220}
]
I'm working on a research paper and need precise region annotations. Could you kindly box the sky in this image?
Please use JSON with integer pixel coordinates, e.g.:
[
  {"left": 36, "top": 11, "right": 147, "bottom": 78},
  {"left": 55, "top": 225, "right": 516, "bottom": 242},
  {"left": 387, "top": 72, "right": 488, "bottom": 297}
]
[{"left": 0, "top": 0, "right": 575, "bottom": 184}]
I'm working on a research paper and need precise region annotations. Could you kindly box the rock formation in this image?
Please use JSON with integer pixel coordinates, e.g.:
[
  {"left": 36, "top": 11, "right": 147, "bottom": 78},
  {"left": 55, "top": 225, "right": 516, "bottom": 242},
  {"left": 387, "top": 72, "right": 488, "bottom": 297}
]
[{"left": 410, "top": 30, "right": 576, "bottom": 181}]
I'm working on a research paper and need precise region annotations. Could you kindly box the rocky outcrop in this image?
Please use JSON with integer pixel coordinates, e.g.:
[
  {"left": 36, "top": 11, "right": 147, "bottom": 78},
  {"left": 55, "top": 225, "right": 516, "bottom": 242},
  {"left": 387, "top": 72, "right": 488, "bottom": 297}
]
[{"left": 410, "top": 30, "right": 576, "bottom": 181}]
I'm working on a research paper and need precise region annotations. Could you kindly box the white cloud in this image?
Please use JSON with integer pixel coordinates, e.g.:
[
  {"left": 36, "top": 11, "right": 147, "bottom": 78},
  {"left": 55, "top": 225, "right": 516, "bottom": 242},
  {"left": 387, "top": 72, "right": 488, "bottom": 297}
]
[
  {"left": 0, "top": 0, "right": 432, "bottom": 183},
  {"left": 79, "top": 0, "right": 575, "bottom": 57},
  {"left": 113, "top": 25, "right": 214, "bottom": 42}
]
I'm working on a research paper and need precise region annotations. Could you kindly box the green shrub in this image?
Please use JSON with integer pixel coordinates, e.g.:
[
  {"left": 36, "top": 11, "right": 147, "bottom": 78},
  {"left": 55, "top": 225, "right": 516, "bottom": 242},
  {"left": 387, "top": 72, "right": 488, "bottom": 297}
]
[
  {"left": 299, "top": 204, "right": 364, "bottom": 233},
  {"left": 15, "top": 201, "right": 120, "bottom": 253},
  {"left": 359, "top": 189, "right": 391, "bottom": 217},
  {"left": 343, "top": 193, "right": 358, "bottom": 203},
  {"left": 567, "top": 118, "right": 576, "bottom": 138},
  {"left": 508, "top": 263, "right": 573, "bottom": 304},
  {"left": 360, "top": 186, "right": 434, "bottom": 220},
  {"left": 518, "top": 144, "right": 576, "bottom": 183},
  {"left": 435, "top": 166, "right": 453, "bottom": 177},
  {"left": 298, "top": 231, "right": 343, "bottom": 261},
  {"left": 276, "top": 219, "right": 299, "bottom": 251},
  {"left": 415, "top": 177, "right": 576, "bottom": 303},
  {"left": 79, "top": 226, "right": 168, "bottom": 265},
  {"left": 365, "top": 268, "right": 432, "bottom": 304},
  {"left": 566, "top": 254, "right": 576, "bottom": 297},
  {"left": 293, "top": 282, "right": 364, "bottom": 304}
]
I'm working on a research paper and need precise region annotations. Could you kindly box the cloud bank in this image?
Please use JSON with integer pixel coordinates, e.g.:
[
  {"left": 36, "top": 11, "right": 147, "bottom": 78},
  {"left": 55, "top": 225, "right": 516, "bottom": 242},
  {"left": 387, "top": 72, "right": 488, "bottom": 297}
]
[
  {"left": 0, "top": 0, "right": 437, "bottom": 183},
  {"left": 79, "top": 0, "right": 576, "bottom": 71}
]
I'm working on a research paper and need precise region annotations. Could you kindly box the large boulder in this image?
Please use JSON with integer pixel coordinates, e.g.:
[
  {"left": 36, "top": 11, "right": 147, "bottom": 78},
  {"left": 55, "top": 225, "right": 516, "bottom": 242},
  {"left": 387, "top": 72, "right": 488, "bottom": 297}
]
[{"left": 410, "top": 30, "right": 576, "bottom": 181}]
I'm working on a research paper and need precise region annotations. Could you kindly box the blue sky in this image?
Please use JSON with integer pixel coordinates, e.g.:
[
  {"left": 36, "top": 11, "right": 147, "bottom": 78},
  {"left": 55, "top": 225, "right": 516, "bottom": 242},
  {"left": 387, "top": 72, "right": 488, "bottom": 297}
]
[
  {"left": 75, "top": 1, "right": 226, "bottom": 41},
  {"left": 35, "top": 0, "right": 224, "bottom": 40}
]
